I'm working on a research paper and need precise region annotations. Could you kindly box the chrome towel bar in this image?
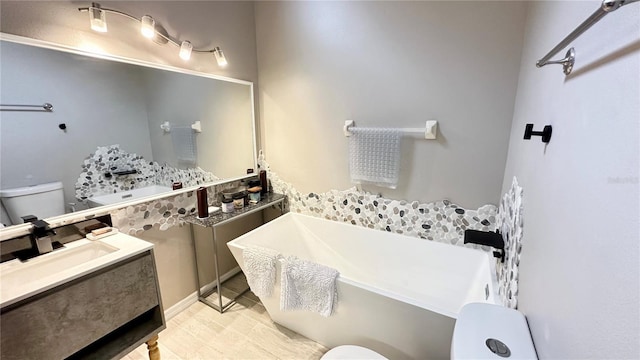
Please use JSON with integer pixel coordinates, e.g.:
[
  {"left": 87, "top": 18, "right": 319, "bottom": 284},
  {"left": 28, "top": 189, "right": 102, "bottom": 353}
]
[
  {"left": 536, "top": 0, "right": 639, "bottom": 75},
  {"left": 0, "top": 103, "right": 53, "bottom": 112}
]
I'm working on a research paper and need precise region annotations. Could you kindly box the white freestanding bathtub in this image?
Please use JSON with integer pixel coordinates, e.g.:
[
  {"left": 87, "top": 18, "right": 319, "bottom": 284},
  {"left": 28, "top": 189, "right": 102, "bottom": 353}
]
[
  {"left": 87, "top": 185, "right": 172, "bottom": 208},
  {"left": 228, "top": 213, "right": 499, "bottom": 360}
]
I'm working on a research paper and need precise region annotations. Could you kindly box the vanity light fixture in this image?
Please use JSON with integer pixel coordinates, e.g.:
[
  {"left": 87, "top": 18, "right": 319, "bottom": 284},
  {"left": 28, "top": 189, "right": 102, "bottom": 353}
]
[
  {"left": 89, "top": 3, "right": 107, "bottom": 33},
  {"left": 140, "top": 15, "right": 156, "bottom": 39},
  {"left": 179, "top": 41, "right": 193, "bottom": 61},
  {"left": 213, "top": 47, "right": 227, "bottom": 67},
  {"left": 78, "top": 3, "right": 228, "bottom": 67}
]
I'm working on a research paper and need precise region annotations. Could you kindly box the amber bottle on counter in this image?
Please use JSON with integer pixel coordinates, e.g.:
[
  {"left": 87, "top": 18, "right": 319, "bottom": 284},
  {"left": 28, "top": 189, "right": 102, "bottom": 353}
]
[
  {"left": 259, "top": 170, "right": 268, "bottom": 195},
  {"left": 196, "top": 187, "right": 208, "bottom": 218}
]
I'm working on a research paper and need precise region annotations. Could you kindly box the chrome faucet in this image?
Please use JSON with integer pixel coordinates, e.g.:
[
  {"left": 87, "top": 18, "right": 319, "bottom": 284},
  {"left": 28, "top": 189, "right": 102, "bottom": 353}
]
[{"left": 30, "top": 220, "right": 56, "bottom": 254}]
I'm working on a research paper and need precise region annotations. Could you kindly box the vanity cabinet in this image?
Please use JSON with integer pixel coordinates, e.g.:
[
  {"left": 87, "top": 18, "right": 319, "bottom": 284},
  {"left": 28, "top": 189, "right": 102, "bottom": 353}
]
[{"left": 1, "top": 250, "right": 165, "bottom": 359}]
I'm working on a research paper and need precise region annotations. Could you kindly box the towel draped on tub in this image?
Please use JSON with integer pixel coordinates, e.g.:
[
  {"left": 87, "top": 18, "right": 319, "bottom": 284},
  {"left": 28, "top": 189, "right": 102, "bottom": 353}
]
[
  {"left": 280, "top": 255, "right": 340, "bottom": 317},
  {"left": 242, "top": 245, "right": 280, "bottom": 298}
]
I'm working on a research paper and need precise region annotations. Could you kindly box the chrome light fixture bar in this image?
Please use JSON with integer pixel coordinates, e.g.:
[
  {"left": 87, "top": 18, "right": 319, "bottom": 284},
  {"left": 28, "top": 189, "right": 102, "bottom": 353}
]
[{"left": 78, "top": 2, "right": 228, "bottom": 67}]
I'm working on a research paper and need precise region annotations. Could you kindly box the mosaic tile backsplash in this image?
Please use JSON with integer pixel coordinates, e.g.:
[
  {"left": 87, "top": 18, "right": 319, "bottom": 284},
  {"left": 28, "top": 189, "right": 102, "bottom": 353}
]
[
  {"left": 257, "top": 154, "right": 497, "bottom": 248},
  {"left": 108, "top": 150, "right": 523, "bottom": 309},
  {"left": 496, "top": 177, "right": 524, "bottom": 309},
  {"left": 110, "top": 179, "right": 244, "bottom": 235},
  {"left": 75, "top": 145, "right": 219, "bottom": 203}
]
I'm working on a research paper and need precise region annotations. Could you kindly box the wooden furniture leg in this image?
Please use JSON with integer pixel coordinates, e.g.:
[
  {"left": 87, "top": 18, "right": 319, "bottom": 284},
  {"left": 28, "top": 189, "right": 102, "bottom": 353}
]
[{"left": 146, "top": 334, "right": 160, "bottom": 360}]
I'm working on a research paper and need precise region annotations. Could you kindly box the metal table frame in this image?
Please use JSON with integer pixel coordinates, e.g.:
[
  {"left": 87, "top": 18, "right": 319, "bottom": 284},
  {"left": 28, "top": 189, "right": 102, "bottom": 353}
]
[{"left": 184, "top": 193, "right": 286, "bottom": 313}]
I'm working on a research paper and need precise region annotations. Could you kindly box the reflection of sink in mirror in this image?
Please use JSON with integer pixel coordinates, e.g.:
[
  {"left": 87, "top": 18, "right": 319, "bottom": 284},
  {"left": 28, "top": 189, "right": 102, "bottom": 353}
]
[
  {"left": 1, "top": 241, "right": 118, "bottom": 291},
  {"left": 87, "top": 185, "right": 172, "bottom": 208}
]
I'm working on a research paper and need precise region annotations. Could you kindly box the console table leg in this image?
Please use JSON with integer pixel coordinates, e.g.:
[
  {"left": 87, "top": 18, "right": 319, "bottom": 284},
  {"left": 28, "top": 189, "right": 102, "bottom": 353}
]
[{"left": 146, "top": 334, "right": 160, "bottom": 360}]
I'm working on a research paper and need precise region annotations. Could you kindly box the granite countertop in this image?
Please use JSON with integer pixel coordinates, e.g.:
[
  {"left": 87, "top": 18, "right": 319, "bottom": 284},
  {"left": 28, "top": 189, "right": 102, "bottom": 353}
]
[{"left": 183, "top": 193, "right": 286, "bottom": 228}]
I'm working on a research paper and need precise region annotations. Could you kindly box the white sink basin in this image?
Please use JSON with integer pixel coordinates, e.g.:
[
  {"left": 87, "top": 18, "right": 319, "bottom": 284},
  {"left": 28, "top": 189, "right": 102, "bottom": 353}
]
[
  {"left": 0, "top": 234, "right": 154, "bottom": 308},
  {"left": 1, "top": 242, "right": 118, "bottom": 291}
]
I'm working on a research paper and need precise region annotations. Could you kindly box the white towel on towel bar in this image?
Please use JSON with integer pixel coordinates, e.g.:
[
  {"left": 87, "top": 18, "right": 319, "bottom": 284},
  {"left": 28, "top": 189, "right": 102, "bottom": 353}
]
[
  {"left": 242, "top": 245, "right": 280, "bottom": 298},
  {"left": 171, "top": 126, "right": 197, "bottom": 164},
  {"left": 280, "top": 256, "right": 339, "bottom": 317},
  {"left": 348, "top": 127, "right": 401, "bottom": 189}
]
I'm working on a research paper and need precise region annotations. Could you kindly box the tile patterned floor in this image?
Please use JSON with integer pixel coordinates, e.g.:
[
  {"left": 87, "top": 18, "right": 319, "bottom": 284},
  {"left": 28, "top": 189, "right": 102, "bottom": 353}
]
[{"left": 123, "top": 274, "right": 328, "bottom": 360}]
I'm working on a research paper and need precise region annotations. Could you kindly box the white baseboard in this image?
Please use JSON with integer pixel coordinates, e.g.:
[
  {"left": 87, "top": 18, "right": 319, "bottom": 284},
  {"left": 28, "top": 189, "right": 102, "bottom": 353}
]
[
  {"left": 164, "top": 291, "right": 198, "bottom": 320},
  {"left": 164, "top": 266, "right": 243, "bottom": 320},
  {"left": 200, "top": 266, "right": 242, "bottom": 294}
]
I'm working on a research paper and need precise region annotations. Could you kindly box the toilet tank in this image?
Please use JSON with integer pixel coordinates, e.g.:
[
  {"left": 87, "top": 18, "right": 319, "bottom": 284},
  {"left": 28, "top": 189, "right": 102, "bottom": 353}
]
[
  {"left": 451, "top": 303, "right": 537, "bottom": 359},
  {"left": 0, "top": 182, "right": 65, "bottom": 225}
]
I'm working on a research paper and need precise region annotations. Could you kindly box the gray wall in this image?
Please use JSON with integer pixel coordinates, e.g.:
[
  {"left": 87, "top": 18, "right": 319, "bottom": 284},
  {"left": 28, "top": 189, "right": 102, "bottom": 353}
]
[
  {"left": 0, "top": 41, "right": 153, "bottom": 223},
  {"left": 254, "top": 1, "right": 527, "bottom": 208},
  {"left": 502, "top": 1, "right": 639, "bottom": 358}
]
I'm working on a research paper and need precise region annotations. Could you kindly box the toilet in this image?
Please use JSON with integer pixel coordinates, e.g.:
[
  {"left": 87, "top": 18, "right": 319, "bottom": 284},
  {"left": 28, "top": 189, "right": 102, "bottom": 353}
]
[
  {"left": 321, "top": 302, "right": 537, "bottom": 360},
  {"left": 451, "top": 302, "right": 537, "bottom": 359},
  {"left": 321, "top": 345, "right": 387, "bottom": 360},
  {"left": 0, "top": 181, "right": 65, "bottom": 225}
]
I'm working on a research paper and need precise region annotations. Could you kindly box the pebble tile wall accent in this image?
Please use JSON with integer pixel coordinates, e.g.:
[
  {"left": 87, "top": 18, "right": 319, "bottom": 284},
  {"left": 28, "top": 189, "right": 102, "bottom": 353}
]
[
  {"left": 257, "top": 155, "right": 497, "bottom": 248},
  {"left": 155, "top": 165, "right": 220, "bottom": 189},
  {"left": 108, "top": 150, "right": 523, "bottom": 309},
  {"left": 75, "top": 145, "right": 219, "bottom": 203},
  {"left": 496, "top": 177, "right": 524, "bottom": 309},
  {"left": 110, "top": 179, "right": 244, "bottom": 235}
]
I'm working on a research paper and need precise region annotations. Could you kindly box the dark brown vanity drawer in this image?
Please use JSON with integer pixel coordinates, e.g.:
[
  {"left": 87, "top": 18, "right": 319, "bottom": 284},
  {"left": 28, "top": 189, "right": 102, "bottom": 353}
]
[{"left": 1, "top": 251, "right": 159, "bottom": 360}]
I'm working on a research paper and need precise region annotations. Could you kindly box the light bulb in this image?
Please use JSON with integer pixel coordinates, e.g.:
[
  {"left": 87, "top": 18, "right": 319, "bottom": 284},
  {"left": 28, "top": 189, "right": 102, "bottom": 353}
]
[
  {"left": 140, "top": 15, "right": 155, "bottom": 38},
  {"left": 89, "top": 3, "right": 107, "bottom": 33},
  {"left": 179, "top": 41, "right": 193, "bottom": 60},
  {"left": 214, "top": 47, "right": 227, "bottom": 67}
]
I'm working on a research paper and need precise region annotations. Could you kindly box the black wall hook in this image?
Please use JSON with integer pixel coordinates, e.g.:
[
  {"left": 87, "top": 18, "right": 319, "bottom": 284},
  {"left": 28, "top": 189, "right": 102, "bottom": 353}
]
[{"left": 524, "top": 124, "right": 552, "bottom": 143}]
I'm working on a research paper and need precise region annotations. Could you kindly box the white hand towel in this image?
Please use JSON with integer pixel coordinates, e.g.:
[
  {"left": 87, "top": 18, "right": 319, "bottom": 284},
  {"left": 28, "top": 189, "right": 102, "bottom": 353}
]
[
  {"left": 171, "top": 126, "right": 197, "bottom": 164},
  {"left": 280, "top": 256, "right": 339, "bottom": 317},
  {"left": 348, "top": 127, "right": 401, "bottom": 189},
  {"left": 242, "top": 245, "right": 280, "bottom": 298}
]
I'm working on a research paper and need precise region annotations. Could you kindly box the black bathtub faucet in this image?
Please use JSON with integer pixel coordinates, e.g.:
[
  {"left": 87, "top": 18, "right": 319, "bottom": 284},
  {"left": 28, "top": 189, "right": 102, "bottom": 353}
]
[{"left": 464, "top": 229, "right": 505, "bottom": 263}]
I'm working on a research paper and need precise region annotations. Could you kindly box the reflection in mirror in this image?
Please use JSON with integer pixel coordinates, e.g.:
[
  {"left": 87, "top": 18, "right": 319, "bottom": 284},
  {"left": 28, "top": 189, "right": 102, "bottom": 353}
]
[{"left": 0, "top": 36, "right": 256, "bottom": 227}]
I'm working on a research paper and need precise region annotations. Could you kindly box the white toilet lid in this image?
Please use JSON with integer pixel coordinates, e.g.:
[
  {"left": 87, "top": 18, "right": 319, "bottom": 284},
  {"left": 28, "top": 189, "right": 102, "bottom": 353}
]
[{"left": 321, "top": 345, "right": 387, "bottom": 360}]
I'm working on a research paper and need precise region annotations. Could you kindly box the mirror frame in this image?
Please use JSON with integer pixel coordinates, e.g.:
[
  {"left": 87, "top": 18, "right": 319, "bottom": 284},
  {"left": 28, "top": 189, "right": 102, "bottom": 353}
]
[{"left": 0, "top": 33, "right": 258, "bottom": 239}]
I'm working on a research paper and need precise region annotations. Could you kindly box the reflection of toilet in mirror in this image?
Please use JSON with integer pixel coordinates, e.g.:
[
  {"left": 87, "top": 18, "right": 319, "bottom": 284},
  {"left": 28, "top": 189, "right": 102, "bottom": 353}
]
[{"left": 0, "top": 181, "right": 64, "bottom": 225}]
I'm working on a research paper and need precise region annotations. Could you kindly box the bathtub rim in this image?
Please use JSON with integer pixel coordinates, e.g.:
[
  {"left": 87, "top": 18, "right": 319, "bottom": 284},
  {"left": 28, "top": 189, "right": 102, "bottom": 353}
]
[
  {"left": 87, "top": 185, "right": 173, "bottom": 207},
  {"left": 228, "top": 212, "right": 500, "bottom": 319}
]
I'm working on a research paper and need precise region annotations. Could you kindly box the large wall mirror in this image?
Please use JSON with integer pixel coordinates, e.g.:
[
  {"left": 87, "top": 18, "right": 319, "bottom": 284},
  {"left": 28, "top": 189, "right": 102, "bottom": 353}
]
[{"left": 0, "top": 34, "right": 256, "bottom": 227}]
